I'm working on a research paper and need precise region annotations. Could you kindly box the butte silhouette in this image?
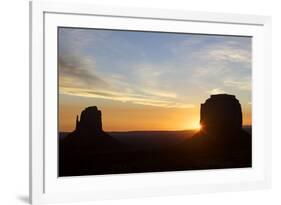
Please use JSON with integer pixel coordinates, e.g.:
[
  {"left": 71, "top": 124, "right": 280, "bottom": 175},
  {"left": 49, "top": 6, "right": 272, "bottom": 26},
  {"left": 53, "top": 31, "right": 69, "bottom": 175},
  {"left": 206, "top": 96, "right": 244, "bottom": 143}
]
[
  {"left": 180, "top": 94, "right": 252, "bottom": 168},
  {"left": 60, "top": 106, "right": 121, "bottom": 151},
  {"left": 200, "top": 94, "right": 242, "bottom": 134},
  {"left": 59, "top": 94, "right": 252, "bottom": 176},
  {"left": 59, "top": 106, "right": 124, "bottom": 176}
]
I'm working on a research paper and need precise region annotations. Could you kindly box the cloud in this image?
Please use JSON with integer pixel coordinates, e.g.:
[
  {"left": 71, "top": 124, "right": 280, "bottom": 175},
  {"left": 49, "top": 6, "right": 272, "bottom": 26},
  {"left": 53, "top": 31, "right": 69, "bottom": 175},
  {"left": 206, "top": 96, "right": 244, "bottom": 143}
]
[
  {"left": 208, "top": 88, "right": 226, "bottom": 95},
  {"left": 59, "top": 52, "right": 194, "bottom": 109},
  {"left": 181, "top": 38, "right": 252, "bottom": 96},
  {"left": 60, "top": 86, "right": 194, "bottom": 109},
  {"left": 223, "top": 78, "right": 251, "bottom": 91},
  {"left": 59, "top": 29, "right": 251, "bottom": 110},
  {"left": 59, "top": 53, "right": 109, "bottom": 90},
  {"left": 206, "top": 46, "right": 251, "bottom": 64},
  {"left": 59, "top": 28, "right": 110, "bottom": 53},
  {"left": 175, "top": 35, "right": 251, "bottom": 65}
]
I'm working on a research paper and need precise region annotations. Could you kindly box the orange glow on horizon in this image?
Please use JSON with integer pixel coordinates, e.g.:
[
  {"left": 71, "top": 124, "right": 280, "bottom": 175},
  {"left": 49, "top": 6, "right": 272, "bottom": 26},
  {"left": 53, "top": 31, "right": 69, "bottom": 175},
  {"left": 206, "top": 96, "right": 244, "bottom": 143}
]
[
  {"left": 58, "top": 99, "right": 251, "bottom": 132},
  {"left": 59, "top": 103, "right": 202, "bottom": 132}
]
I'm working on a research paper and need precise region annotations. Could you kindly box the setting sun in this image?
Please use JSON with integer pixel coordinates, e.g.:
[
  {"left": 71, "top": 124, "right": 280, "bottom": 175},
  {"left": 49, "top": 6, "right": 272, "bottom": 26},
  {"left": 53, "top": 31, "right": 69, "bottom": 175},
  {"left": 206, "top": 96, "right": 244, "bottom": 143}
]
[{"left": 195, "top": 124, "right": 202, "bottom": 130}]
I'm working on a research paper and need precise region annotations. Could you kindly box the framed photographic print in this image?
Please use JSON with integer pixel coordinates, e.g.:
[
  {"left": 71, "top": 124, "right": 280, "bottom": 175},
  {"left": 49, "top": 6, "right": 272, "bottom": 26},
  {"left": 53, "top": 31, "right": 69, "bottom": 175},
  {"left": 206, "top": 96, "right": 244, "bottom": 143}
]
[{"left": 30, "top": 1, "right": 271, "bottom": 204}]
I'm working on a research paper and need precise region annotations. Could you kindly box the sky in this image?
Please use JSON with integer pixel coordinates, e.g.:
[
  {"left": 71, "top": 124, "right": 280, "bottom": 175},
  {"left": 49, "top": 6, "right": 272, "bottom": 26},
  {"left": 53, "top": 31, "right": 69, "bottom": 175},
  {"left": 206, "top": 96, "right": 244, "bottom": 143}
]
[{"left": 58, "top": 27, "right": 252, "bottom": 132}]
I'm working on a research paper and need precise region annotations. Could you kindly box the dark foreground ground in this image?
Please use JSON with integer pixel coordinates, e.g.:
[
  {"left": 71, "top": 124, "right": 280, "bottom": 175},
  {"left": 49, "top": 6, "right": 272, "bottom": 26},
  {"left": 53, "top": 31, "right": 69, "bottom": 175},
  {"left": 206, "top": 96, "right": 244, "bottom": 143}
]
[{"left": 59, "top": 127, "right": 251, "bottom": 177}]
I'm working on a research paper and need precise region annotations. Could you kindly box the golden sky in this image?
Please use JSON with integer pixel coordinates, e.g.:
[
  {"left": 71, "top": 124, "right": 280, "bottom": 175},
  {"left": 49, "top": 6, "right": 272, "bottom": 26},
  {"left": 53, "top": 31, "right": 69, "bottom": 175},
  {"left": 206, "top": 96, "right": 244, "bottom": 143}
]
[
  {"left": 59, "top": 94, "right": 252, "bottom": 132},
  {"left": 58, "top": 28, "right": 252, "bottom": 132}
]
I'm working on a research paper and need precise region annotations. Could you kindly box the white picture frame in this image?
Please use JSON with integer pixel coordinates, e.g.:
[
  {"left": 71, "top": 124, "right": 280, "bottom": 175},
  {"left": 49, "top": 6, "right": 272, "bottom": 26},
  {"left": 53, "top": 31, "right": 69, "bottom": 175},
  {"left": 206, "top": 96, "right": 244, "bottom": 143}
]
[{"left": 30, "top": 1, "right": 272, "bottom": 204}]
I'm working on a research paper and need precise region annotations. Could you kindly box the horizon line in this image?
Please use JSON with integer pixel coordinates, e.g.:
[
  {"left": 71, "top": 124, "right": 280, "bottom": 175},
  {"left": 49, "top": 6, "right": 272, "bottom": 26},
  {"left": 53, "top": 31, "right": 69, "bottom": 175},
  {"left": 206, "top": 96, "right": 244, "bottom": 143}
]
[{"left": 59, "top": 125, "right": 252, "bottom": 133}]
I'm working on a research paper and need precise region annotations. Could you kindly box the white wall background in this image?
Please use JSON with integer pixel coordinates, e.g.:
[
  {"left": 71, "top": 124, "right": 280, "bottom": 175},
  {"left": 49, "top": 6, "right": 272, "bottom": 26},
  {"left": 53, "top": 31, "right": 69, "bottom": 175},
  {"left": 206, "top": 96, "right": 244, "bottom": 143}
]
[{"left": 0, "top": 0, "right": 279, "bottom": 204}]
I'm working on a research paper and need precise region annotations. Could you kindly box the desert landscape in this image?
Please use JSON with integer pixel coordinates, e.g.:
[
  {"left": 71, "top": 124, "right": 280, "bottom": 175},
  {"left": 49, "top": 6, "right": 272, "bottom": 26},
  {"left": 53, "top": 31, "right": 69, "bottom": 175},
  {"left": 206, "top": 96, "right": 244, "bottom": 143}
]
[
  {"left": 58, "top": 27, "right": 252, "bottom": 177},
  {"left": 59, "top": 94, "right": 251, "bottom": 176}
]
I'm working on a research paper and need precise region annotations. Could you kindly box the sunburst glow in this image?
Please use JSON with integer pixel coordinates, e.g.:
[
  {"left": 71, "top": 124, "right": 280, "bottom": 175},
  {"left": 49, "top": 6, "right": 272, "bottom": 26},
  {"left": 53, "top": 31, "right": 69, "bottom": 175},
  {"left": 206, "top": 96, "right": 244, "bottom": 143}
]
[{"left": 195, "top": 124, "right": 202, "bottom": 130}]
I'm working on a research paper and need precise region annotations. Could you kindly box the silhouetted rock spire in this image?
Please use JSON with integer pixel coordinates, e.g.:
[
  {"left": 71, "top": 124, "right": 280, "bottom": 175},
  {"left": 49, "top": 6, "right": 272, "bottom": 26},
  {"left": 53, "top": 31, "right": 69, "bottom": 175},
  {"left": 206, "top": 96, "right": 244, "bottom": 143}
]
[
  {"left": 200, "top": 94, "right": 242, "bottom": 134},
  {"left": 59, "top": 106, "right": 123, "bottom": 176},
  {"left": 76, "top": 106, "right": 103, "bottom": 134},
  {"left": 75, "top": 115, "right": 79, "bottom": 130}
]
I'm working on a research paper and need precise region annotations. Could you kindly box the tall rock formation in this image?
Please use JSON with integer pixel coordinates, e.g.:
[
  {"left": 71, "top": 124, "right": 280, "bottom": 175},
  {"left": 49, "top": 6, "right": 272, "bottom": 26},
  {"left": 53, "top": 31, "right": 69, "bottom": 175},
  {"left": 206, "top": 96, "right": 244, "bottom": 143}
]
[
  {"left": 181, "top": 94, "right": 252, "bottom": 168},
  {"left": 59, "top": 106, "right": 124, "bottom": 176},
  {"left": 75, "top": 106, "right": 103, "bottom": 135},
  {"left": 61, "top": 106, "right": 119, "bottom": 143},
  {"left": 200, "top": 94, "right": 242, "bottom": 134}
]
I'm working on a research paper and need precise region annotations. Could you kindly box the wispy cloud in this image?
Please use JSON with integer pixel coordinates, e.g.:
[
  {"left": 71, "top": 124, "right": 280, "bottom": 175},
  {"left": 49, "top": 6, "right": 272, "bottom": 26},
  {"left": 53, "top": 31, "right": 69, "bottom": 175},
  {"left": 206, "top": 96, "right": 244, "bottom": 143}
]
[
  {"left": 223, "top": 78, "right": 251, "bottom": 91},
  {"left": 59, "top": 53, "right": 109, "bottom": 90},
  {"left": 205, "top": 44, "right": 251, "bottom": 64},
  {"left": 59, "top": 52, "right": 194, "bottom": 109},
  {"left": 176, "top": 37, "right": 252, "bottom": 96},
  {"left": 59, "top": 28, "right": 251, "bottom": 111},
  {"left": 60, "top": 86, "right": 194, "bottom": 109},
  {"left": 208, "top": 88, "right": 226, "bottom": 95}
]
